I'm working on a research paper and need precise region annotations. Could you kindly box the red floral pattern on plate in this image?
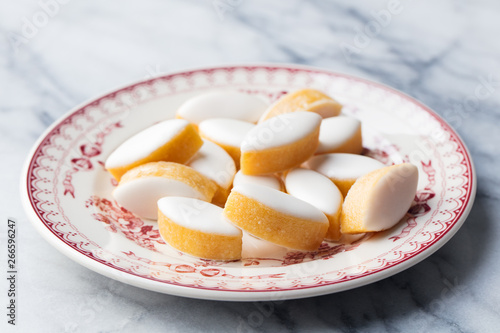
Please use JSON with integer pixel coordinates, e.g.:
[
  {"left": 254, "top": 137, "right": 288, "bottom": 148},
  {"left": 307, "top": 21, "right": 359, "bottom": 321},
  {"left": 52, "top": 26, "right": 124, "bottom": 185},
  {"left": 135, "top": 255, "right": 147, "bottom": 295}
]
[
  {"left": 122, "top": 251, "right": 285, "bottom": 280},
  {"left": 86, "top": 196, "right": 165, "bottom": 251},
  {"left": 63, "top": 122, "right": 122, "bottom": 198}
]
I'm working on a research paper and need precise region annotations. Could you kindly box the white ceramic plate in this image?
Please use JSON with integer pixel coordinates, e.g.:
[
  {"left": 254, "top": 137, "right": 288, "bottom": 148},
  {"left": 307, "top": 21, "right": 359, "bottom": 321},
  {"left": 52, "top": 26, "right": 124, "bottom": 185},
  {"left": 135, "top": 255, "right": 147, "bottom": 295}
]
[{"left": 21, "top": 64, "right": 476, "bottom": 301}]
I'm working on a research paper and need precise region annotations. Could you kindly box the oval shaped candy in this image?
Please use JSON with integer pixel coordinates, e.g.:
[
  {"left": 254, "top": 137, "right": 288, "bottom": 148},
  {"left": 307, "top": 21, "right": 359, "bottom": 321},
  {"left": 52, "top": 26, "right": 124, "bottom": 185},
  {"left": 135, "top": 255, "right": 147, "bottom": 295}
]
[
  {"left": 241, "top": 112, "right": 322, "bottom": 175},
  {"left": 198, "top": 118, "right": 255, "bottom": 168},
  {"left": 305, "top": 153, "right": 384, "bottom": 197},
  {"left": 224, "top": 183, "right": 328, "bottom": 251},
  {"left": 285, "top": 168, "right": 343, "bottom": 241},
  {"left": 341, "top": 163, "right": 419, "bottom": 233},
  {"left": 232, "top": 170, "right": 283, "bottom": 192},
  {"left": 187, "top": 140, "right": 237, "bottom": 206},
  {"left": 113, "top": 162, "right": 217, "bottom": 219},
  {"left": 259, "top": 88, "right": 342, "bottom": 123},
  {"left": 105, "top": 119, "right": 202, "bottom": 181},
  {"left": 316, "top": 116, "right": 362, "bottom": 155},
  {"left": 158, "top": 197, "right": 242, "bottom": 260},
  {"left": 177, "top": 91, "right": 267, "bottom": 125}
]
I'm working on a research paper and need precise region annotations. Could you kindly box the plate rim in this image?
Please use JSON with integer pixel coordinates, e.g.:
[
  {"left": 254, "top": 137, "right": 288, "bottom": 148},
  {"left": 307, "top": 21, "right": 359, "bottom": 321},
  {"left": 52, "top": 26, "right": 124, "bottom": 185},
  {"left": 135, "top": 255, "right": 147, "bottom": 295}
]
[{"left": 20, "top": 63, "right": 477, "bottom": 301}]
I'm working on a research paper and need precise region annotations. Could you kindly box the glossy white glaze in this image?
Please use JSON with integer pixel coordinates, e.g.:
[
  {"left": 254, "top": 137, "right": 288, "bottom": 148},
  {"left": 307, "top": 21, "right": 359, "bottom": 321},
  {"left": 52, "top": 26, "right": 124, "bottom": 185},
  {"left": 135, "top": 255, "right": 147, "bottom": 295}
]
[
  {"left": 241, "top": 112, "right": 321, "bottom": 151},
  {"left": 158, "top": 197, "right": 241, "bottom": 235},
  {"left": 177, "top": 91, "right": 267, "bottom": 124},
  {"left": 105, "top": 119, "right": 188, "bottom": 168},
  {"left": 232, "top": 170, "right": 282, "bottom": 191},
  {"left": 316, "top": 115, "right": 361, "bottom": 154},
  {"left": 285, "top": 168, "right": 342, "bottom": 216},
  {"left": 305, "top": 153, "right": 384, "bottom": 180},
  {"left": 198, "top": 118, "right": 255, "bottom": 147},
  {"left": 232, "top": 183, "right": 328, "bottom": 223},
  {"left": 187, "top": 139, "right": 236, "bottom": 189}
]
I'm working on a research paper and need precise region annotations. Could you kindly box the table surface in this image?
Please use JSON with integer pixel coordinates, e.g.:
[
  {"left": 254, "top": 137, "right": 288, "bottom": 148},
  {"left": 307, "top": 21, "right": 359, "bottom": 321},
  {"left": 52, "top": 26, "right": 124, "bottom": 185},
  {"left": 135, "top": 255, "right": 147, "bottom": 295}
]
[{"left": 2, "top": 1, "right": 500, "bottom": 332}]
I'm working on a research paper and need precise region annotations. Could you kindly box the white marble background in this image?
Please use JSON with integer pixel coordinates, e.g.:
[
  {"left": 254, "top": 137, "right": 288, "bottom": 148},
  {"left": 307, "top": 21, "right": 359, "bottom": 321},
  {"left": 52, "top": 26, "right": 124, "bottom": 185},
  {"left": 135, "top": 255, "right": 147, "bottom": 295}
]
[{"left": 1, "top": 0, "right": 500, "bottom": 332}]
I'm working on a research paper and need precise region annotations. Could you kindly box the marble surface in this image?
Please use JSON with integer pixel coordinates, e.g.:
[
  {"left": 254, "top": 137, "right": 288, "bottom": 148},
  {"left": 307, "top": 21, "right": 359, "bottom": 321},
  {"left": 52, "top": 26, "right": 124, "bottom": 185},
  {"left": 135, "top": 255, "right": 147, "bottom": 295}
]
[{"left": 1, "top": 0, "right": 500, "bottom": 332}]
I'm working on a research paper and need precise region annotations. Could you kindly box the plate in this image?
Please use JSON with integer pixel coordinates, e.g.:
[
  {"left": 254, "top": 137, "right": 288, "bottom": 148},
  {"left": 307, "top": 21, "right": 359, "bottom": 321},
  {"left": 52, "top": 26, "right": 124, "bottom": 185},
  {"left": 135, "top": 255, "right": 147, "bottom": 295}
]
[{"left": 20, "top": 64, "right": 476, "bottom": 301}]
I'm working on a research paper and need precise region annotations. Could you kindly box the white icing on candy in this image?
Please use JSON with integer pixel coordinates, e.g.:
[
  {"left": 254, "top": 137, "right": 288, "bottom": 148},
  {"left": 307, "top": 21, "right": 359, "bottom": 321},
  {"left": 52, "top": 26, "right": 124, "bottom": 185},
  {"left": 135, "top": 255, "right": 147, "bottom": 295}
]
[
  {"left": 113, "top": 177, "right": 205, "bottom": 220},
  {"left": 285, "top": 168, "right": 342, "bottom": 216},
  {"left": 232, "top": 183, "right": 328, "bottom": 223},
  {"left": 105, "top": 119, "right": 188, "bottom": 169},
  {"left": 177, "top": 91, "right": 267, "bottom": 125},
  {"left": 158, "top": 197, "right": 242, "bottom": 236},
  {"left": 316, "top": 116, "right": 361, "bottom": 154},
  {"left": 232, "top": 171, "right": 282, "bottom": 191},
  {"left": 187, "top": 140, "right": 236, "bottom": 189},
  {"left": 199, "top": 118, "right": 254, "bottom": 147},
  {"left": 241, "top": 111, "right": 322, "bottom": 152},
  {"left": 305, "top": 153, "right": 384, "bottom": 180},
  {"left": 363, "top": 163, "right": 419, "bottom": 231}
]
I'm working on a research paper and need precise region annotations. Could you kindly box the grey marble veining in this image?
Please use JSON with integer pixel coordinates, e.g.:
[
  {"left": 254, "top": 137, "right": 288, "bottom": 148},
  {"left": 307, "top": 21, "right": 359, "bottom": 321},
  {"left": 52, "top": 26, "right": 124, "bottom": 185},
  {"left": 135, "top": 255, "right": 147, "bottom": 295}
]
[{"left": 1, "top": 0, "right": 500, "bottom": 332}]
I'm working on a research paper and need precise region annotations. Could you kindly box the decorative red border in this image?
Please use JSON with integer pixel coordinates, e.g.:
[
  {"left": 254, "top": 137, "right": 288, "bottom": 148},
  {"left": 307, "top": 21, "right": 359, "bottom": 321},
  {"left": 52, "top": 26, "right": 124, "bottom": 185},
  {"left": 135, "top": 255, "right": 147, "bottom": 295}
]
[{"left": 25, "top": 65, "right": 474, "bottom": 293}]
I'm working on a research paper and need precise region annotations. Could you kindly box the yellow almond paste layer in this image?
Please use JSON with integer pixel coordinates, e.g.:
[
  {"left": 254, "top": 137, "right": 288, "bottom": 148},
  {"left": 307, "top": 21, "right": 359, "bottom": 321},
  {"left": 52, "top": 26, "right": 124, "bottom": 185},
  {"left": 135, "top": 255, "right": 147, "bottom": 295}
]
[
  {"left": 259, "top": 88, "right": 342, "bottom": 123},
  {"left": 158, "top": 197, "right": 242, "bottom": 260},
  {"left": 224, "top": 188, "right": 328, "bottom": 251},
  {"left": 107, "top": 121, "right": 202, "bottom": 181},
  {"left": 120, "top": 161, "right": 218, "bottom": 202}
]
